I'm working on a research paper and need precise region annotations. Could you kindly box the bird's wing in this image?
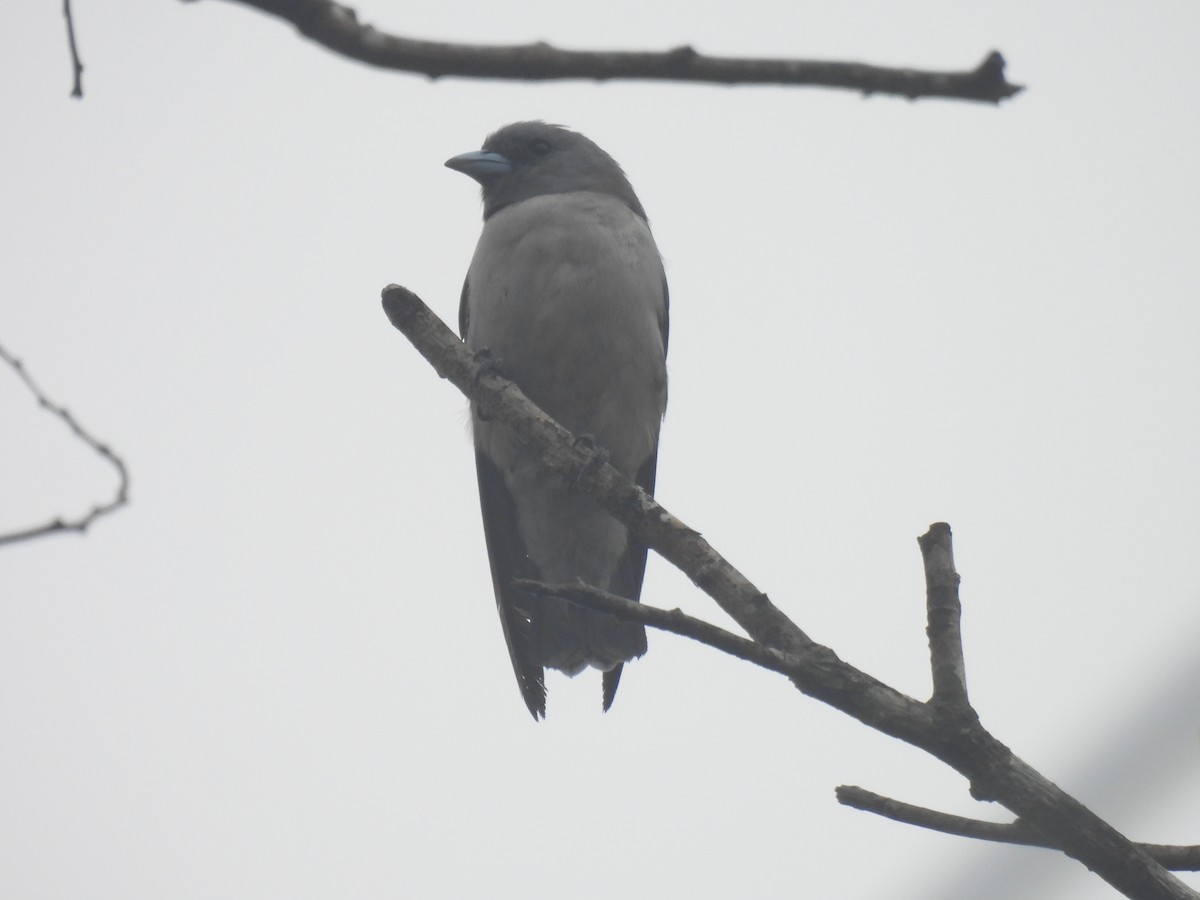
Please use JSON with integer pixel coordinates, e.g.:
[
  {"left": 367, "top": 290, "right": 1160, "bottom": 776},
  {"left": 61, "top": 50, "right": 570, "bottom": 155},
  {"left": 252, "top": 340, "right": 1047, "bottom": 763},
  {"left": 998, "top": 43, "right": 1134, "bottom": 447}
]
[
  {"left": 600, "top": 451, "right": 657, "bottom": 711},
  {"left": 658, "top": 269, "right": 670, "bottom": 355},
  {"left": 474, "top": 448, "right": 547, "bottom": 720},
  {"left": 462, "top": 274, "right": 546, "bottom": 719},
  {"left": 600, "top": 269, "right": 668, "bottom": 711},
  {"left": 457, "top": 275, "right": 470, "bottom": 340}
]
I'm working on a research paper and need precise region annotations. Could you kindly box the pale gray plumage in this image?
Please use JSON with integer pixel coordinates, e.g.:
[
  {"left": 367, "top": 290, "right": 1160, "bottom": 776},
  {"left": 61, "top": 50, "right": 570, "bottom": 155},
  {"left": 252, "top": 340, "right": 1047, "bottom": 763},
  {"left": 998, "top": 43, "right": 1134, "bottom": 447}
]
[{"left": 446, "top": 122, "right": 668, "bottom": 719}]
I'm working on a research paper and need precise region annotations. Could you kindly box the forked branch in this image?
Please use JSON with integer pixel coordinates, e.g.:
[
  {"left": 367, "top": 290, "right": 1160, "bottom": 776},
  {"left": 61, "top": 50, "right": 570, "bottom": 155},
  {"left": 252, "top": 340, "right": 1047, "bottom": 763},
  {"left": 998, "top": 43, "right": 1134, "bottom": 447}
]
[
  {"left": 381, "top": 284, "right": 1198, "bottom": 899},
  {"left": 0, "top": 343, "right": 129, "bottom": 546}
]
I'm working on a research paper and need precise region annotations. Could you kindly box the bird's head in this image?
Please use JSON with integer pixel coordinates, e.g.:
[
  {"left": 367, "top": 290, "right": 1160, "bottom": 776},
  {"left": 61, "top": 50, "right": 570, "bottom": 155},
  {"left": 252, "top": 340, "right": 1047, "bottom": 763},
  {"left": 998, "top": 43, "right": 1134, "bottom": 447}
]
[{"left": 445, "top": 121, "right": 647, "bottom": 222}]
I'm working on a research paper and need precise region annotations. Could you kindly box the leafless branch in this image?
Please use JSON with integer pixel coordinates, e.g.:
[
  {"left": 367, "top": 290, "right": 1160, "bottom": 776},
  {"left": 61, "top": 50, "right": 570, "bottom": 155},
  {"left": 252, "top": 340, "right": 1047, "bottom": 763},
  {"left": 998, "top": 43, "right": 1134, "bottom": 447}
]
[
  {"left": 63, "top": 0, "right": 84, "bottom": 98},
  {"left": 526, "top": 579, "right": 1200, "bottom": 874},
  {"left": 522, "top": 585, "right": 1200, "bottom": 876},
  {"left": 836, "top": 786, "right": 1200, "bottom": 871},
  {"left": 514, "top": 579, "right": 806, "bottom": 679},
  {"left": 920, "top": 522, "right": 970, "bottom": 710},
  {"left": 210, "top": 0, "right": 1022, "bottom": 103},
  {"left": 381, "top": 284, "right": 817, "bottom": 661},
  {"left": 381, "top": 283, "right": 1199, "bottom": 899},
  {"left": 0, "top": 343, "right": 129, "bottom": 546},
  {"left": 839, "top": 784, "right": 1046, "bottom": 844}
]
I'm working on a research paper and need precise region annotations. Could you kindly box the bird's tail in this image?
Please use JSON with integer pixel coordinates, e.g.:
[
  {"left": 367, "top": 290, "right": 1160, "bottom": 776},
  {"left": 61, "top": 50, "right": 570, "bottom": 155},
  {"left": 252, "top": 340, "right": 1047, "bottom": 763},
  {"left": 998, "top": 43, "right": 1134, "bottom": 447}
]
[{"left": 538, "top": 598, "right": 646, "bottom": 678}]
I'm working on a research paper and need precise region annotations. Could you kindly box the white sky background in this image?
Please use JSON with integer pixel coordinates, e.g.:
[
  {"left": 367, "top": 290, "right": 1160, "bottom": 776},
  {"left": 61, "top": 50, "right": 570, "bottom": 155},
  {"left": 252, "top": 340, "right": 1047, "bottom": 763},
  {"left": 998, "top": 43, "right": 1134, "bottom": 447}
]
[{"left": 3, "top": 1, "right": 1199, "bottom": 897}]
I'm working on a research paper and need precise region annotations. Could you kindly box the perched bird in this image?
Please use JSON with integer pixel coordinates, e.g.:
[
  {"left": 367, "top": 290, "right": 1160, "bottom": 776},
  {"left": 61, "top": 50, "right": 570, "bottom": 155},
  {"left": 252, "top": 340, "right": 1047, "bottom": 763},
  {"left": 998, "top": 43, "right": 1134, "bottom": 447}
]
[{"left": 446, "top": 122, "right": 669, "bottom": 719}]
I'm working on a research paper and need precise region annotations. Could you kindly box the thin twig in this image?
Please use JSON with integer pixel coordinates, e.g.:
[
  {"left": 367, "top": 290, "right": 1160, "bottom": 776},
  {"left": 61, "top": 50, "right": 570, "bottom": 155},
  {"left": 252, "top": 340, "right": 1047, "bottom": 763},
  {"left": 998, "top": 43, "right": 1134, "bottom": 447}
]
[
  {"left": 920, "top": 522, "right": 969, "bottom": 709},
  {"left": 0, "top": 343, "right": 129, "bottom": 545},
  {"left": 63, "top": 0, "right": 84, "bottom": 98},
  {"left": 514, "top": 579, "right": 805, "bottom": 679},
  {"left": 213, "top": 0, "right": 1022, "bottom": 103},
  {"left": 836, "top": 786, "right": 1200, "bottom": 871}
]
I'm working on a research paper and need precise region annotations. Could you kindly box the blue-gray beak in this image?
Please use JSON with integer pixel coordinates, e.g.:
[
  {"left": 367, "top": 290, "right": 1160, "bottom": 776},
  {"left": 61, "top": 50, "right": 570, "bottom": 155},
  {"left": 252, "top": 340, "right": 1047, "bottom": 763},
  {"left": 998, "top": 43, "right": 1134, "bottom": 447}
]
[{"left": 445, "top": 150, "right": 513, "bottom": 183}]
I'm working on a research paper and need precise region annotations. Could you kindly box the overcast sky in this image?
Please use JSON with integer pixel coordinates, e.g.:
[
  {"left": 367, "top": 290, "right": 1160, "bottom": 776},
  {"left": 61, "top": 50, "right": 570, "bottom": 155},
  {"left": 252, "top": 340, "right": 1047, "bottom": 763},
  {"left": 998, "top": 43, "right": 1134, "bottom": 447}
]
[{"left": 3, "top": 2, "right": 1199, "bottom": 898}]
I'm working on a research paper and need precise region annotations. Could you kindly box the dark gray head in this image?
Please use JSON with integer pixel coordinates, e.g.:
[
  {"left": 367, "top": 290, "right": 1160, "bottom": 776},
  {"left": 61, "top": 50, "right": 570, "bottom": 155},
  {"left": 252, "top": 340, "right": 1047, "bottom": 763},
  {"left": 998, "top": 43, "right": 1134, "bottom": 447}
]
[{"left": 445, "top": 121, "right": 648, "bottom": 222}]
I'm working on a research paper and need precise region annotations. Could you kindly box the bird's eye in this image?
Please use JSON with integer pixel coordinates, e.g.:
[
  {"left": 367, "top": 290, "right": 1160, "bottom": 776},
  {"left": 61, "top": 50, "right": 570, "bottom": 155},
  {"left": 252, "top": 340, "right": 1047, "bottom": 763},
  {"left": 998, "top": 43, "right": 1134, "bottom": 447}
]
[{"left": 531, "top": 138, "right": 552, "bottom": 155}]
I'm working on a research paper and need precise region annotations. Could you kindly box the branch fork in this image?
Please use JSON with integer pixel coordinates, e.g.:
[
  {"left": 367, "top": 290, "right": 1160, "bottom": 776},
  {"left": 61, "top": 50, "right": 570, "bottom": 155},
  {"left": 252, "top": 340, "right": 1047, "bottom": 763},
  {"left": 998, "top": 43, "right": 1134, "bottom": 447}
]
[
  {"left": 0, "top": 343, "right": 129, "bottom": 546},
  {"left": 382, "top": 284, "right": 1200, "bottom": 898}
]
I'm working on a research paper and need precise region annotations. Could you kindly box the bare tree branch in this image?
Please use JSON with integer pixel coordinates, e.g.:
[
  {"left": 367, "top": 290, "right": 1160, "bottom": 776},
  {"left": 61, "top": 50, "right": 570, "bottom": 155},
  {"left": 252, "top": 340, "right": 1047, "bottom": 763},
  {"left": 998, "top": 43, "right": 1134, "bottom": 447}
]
[
  {"left": 209, "top": 0, "right": 1022, "bottom": 103},
  {"left": 381, "top": 284, "right": 817, "bottom": 661},
  {"left": 836, "top": 786, "right": 1200, "bottom": 871},
  {"left": 522, "top": 581, "right": 1200, "bottom": 875},
  {"left": 63, "top": 0, "right": 84, "bottom": 98},
  {"left": 523, "top": 579, "right": 1200, "bottom": 874},
  {"left": 839, "top": 784, "right": 1048, "bottom": 845},
  {"left": 0, "top": 343, "right": 129, "bottom": 546},
  {"left": 513, "top": 579, "right": 809, "bottom": 680},
  {"left": 920, "top": 522, "right": 970, "bottom": 710},
  {"left": 381, "top": 283, "right": 1199, "bottom": 900}
]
